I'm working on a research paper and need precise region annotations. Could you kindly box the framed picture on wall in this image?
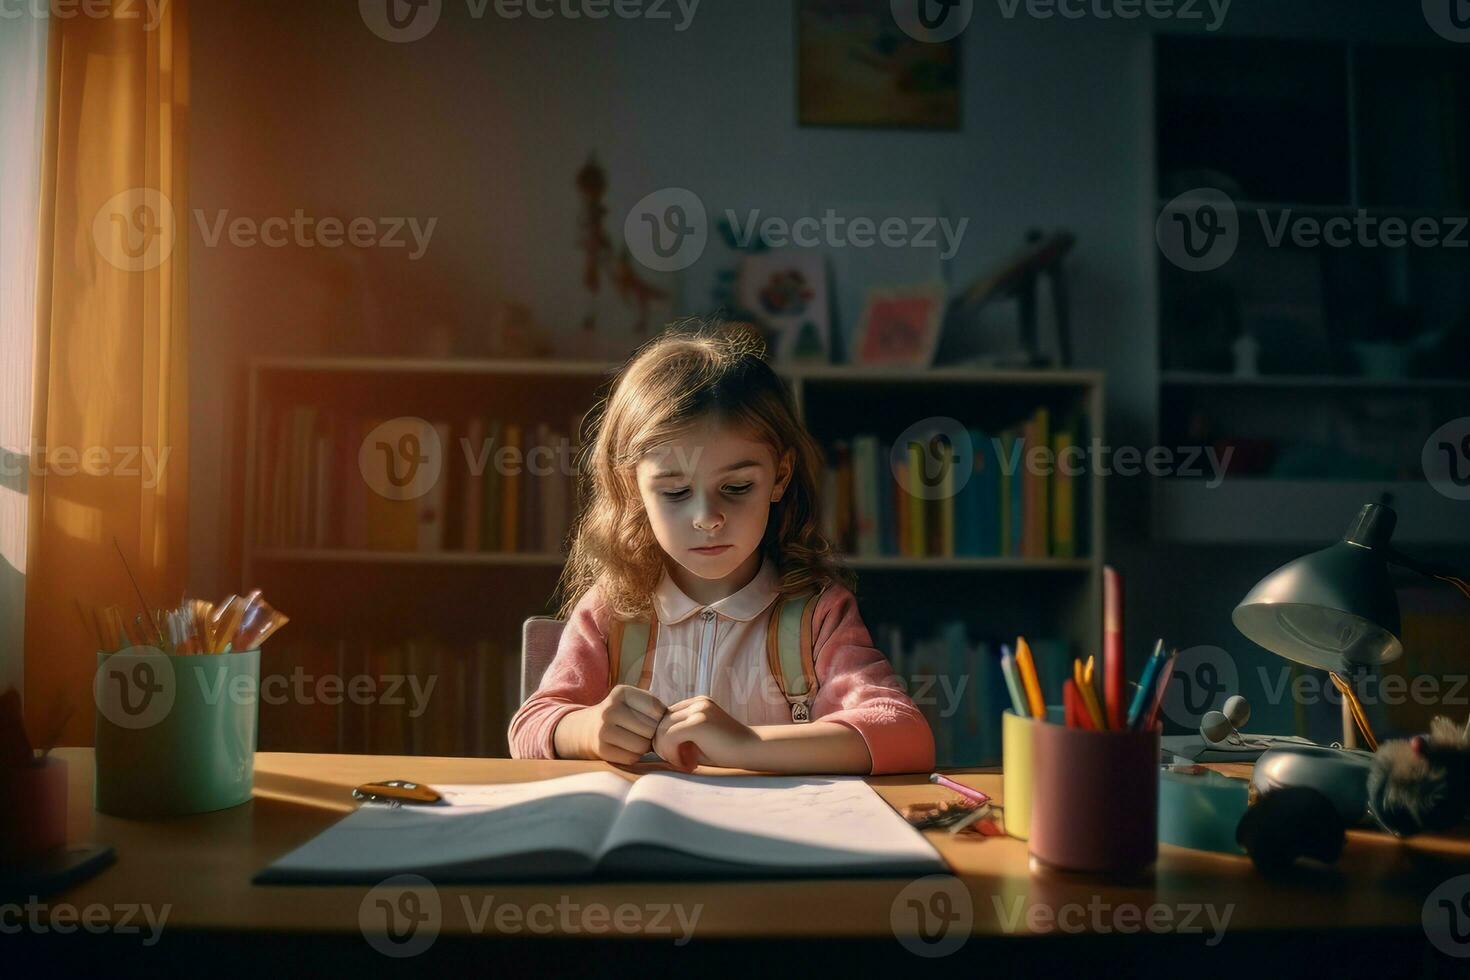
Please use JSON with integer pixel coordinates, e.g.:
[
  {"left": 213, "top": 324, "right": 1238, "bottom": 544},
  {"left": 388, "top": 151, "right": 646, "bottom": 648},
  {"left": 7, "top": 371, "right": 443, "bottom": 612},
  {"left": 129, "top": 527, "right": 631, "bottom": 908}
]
[{"left": 797, "top": 0, "right": 961, "bottom": 129}]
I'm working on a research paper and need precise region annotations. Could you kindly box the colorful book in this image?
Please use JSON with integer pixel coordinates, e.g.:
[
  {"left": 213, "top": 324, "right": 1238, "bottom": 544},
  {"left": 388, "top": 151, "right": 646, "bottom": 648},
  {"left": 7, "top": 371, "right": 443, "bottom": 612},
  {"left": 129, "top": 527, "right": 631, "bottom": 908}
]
[
  {"left": 851, "top": 435, "right": 880, "bottom": 556},
  {"left": 975, "top": 429, "right": 1001, "bottom": 557},
  {"left": 938, "top": 443, "right": 955, "bottom": 558},
  {"left": 481, "top": 419, "right": 504, "bottom": 551},
  {"left": 462, "top": 417, "right": 485, "bottom": 552},
  {"left": 893, "top": 454, "right": 909, "bottom": 557},
  {"left": 906, "top": 440, "right": 926, "bottom": 558},
  {"left": 1031, "top": 407, "right": 1050, "bottom": 559},
  {"left": 500, "top": 423, "right": 521, "bottom": 552},
  {"left": 416, "top": 421, "right": 451, "bottom": 551},
  {"left": 364, "top": 418, "right": 418, "bottom": 551},
  {"left": 1052, "top": 421, "right": 1075, "bottom": 559},
  {"left": 877, "top": 442, "right": 897, "bottom": 555}
]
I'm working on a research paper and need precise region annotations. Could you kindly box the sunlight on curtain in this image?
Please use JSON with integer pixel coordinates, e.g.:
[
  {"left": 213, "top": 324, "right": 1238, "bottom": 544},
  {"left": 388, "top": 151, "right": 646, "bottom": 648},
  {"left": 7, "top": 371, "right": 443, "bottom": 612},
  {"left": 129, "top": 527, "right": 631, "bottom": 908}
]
[
  {"left": 0, "top": 13, "right": 48, "bottom": 698},
  {"left": 25, "top": 0, "right": 190, "bottom": 745}
]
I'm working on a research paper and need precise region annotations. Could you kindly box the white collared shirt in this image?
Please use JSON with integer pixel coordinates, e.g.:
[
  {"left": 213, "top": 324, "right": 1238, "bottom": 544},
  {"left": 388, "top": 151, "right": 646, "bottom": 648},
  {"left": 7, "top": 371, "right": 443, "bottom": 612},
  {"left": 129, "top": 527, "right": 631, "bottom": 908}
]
[{"left": 641, "top": 555, "right": 803, "bottom": 726}]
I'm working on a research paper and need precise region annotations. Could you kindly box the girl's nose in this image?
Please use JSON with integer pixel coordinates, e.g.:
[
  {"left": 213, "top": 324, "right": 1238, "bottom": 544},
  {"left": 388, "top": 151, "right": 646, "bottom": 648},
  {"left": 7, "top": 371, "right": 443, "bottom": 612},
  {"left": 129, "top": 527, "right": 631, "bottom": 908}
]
[{"left": 693, "top": 501, "right": 724, "bottom": 532}]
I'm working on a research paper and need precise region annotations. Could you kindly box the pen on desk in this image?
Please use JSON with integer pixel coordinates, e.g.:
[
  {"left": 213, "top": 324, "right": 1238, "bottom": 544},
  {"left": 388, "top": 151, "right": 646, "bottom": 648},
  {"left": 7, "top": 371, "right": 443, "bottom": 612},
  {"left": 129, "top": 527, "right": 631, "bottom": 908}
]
[
  {"left": 929, "top": 773, "right": 990, "bottom": 805},
  {"left": 1014, "top": 636, "right": 1045, "bottom": 719},
  {"left": 999, "top": 647, "right": 1029, "bottom": 717},
  {"left": 1126, "top": 639, "right": 1166, "bottom": 730}
]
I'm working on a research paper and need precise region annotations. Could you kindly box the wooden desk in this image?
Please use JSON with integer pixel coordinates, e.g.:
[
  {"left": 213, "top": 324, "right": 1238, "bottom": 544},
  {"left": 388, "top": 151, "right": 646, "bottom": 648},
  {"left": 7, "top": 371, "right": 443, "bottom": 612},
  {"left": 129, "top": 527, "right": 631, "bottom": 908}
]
[{"left": 12, "top": 749, "right": 1470, "bottom": 976}]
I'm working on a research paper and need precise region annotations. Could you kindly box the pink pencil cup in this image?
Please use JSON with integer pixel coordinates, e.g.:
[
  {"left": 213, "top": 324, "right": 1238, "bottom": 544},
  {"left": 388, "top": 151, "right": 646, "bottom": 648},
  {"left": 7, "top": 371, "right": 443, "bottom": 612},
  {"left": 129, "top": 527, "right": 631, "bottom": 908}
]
[
  {"left": 1028, "top": 720, "right": 1159, "bottom": 874},
  {"left": 0, "top": 757, "right": 68, "bottom": 865}
]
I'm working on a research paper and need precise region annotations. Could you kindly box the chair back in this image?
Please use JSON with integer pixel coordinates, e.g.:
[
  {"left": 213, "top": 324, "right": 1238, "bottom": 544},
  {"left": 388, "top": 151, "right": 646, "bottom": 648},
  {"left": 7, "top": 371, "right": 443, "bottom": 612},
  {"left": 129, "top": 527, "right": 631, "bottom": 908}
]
[{"left": 520, "top": 616, "right": 567, "bottom": 702}]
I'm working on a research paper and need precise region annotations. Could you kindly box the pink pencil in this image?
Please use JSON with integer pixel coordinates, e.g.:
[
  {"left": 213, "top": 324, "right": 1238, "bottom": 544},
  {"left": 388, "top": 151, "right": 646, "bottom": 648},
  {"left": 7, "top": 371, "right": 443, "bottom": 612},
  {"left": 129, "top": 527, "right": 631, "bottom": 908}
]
[
  {"left": 929, "top": 773, "right": 990, "bottom": 805},
  {"left": 1104, "top": 566, "right": 1125, "bottom": 731}
]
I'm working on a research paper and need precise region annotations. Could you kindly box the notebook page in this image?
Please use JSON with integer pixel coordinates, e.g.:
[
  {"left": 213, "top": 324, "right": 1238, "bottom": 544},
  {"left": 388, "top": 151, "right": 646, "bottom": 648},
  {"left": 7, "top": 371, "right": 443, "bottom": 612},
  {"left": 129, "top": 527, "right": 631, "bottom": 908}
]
[
  {"left": 258, "top": 771, "right": 631, "bottom": 882},
  {"left": 601, "top": 774, "right": 943, "bottom": 873}
]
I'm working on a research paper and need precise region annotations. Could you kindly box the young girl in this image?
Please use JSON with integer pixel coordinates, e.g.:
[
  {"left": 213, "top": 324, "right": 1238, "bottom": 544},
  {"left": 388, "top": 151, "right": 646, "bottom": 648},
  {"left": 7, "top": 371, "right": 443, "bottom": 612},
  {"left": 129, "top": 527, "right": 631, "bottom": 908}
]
[{"left": 508, "top": 324, "right": 934, "bottom": 775}]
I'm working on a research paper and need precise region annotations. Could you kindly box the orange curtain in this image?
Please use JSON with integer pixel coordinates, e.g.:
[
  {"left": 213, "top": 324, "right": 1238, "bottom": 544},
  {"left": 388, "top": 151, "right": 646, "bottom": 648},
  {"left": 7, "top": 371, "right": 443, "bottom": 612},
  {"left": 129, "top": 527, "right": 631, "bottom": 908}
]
[{"left": 25, "top": 0, "right": 190, "bottom": 746}]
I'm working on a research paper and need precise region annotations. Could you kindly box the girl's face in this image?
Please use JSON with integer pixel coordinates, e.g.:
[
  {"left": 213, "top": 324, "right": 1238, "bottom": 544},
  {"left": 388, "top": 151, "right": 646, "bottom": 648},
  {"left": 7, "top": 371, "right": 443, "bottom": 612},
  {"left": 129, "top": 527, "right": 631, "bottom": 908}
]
[{"left": 634, "top": 417, "right": 793, "bottom": 594}]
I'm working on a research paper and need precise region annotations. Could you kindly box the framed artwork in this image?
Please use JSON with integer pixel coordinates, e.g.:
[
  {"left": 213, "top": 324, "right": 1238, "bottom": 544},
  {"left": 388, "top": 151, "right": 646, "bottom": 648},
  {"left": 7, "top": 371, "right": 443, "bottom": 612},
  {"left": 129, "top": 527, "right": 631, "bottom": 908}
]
[
  {"left": 735, "top": 251, "right": 831, "bottom": 364},
  {"left": 852, "top": 281, "right": 947, "bottom": 366},
  {"left": 797, "top": 0, "right": 961, "bottom": 129}
]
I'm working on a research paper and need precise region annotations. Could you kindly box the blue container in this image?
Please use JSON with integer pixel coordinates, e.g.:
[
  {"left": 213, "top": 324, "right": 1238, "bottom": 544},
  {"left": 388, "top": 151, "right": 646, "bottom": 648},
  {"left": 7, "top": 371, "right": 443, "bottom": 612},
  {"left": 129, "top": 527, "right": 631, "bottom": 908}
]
[
  {"left": 93, "top": 648, "right": 260, "bottom": 817},
  {"left": 1158, "top": 767, "right": 1249, "bottom": 854}
]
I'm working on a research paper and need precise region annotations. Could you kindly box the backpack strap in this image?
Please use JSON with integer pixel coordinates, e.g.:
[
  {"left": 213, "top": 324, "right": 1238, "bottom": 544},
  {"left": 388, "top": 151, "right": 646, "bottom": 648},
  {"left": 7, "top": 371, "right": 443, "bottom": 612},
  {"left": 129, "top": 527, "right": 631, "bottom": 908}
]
[
  {"left": 607, "top": 617, "right": 659, "bottom": 689},
  {"left": 765, "top": 587, "right": 825, "bottom": 723}
]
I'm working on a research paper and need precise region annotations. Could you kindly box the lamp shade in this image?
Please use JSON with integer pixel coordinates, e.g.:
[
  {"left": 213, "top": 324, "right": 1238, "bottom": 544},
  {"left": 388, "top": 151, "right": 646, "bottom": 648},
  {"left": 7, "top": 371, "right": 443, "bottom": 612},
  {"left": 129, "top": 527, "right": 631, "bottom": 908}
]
[{"left": 1232, "top": 505, "right": 1404, "bottom": 671}]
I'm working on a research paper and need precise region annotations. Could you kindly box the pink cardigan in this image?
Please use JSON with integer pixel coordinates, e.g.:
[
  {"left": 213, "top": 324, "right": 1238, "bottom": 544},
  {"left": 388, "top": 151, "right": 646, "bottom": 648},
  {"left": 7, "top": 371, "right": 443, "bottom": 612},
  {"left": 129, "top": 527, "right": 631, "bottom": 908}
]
[{"left": 508, "top": 582, "right": 935, "bottom": 774}]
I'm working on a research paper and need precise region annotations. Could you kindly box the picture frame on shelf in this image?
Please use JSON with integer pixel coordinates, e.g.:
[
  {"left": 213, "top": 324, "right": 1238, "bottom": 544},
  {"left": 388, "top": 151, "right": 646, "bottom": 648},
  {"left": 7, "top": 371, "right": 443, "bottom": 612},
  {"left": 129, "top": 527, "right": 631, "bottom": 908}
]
[
  {"left": 735, "top": 250, "right": 831, "bottom": 364},
  {"left": 850, "top": 281, "right": 947, "bottom": 367}
]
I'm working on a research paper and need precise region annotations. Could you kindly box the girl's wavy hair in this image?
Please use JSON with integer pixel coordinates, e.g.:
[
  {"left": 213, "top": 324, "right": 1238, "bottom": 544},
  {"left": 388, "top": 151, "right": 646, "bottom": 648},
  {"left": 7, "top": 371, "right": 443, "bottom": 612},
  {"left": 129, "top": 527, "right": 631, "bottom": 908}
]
[{"left": 554, "top": 319, "right": 855, "bottom": 621}]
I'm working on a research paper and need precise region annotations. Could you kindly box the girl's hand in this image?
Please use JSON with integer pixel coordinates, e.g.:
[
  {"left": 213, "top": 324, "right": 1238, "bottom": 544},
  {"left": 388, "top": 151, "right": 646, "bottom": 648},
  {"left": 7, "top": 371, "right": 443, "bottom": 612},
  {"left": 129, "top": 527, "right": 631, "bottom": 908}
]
[
  {"left": 555, "top": 685, "right": 666, "bottom": 764},
  {"left": 653, "top": 695, "right": 760, "bottom": 771}
]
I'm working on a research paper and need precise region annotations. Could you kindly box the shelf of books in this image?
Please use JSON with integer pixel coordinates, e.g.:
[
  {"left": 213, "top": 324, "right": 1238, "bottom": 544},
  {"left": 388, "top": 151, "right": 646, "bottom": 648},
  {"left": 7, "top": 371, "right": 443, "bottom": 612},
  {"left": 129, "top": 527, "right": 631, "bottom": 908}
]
[
  {"left": 794, "top": 369, "right": 1103, "bottom": 766},
  {"left": 244, "top": 358, "right": 1104, "bottom": 763}
]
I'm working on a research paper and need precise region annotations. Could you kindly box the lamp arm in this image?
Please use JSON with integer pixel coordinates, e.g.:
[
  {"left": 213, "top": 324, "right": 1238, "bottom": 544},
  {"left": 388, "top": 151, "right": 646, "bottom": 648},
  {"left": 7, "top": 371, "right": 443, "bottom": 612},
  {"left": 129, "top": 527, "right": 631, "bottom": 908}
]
[{"left": 1384, "top": 548, "right": 1470, "bottom": 601}]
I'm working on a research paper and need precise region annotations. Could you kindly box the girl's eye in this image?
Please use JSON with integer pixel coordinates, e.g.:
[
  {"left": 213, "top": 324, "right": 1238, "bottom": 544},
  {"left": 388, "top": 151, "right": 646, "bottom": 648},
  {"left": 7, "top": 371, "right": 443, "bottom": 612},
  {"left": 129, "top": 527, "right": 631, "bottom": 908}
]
[{"left": 657, "top": 483, "right": 751, "bottom": 501}]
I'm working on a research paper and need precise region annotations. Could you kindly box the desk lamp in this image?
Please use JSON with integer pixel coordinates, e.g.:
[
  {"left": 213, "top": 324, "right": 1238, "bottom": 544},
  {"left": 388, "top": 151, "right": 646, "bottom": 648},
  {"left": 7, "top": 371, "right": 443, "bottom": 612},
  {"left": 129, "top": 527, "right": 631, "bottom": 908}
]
[{"left": 1234, "top": 503, "right": 1470, "bottom": 744}]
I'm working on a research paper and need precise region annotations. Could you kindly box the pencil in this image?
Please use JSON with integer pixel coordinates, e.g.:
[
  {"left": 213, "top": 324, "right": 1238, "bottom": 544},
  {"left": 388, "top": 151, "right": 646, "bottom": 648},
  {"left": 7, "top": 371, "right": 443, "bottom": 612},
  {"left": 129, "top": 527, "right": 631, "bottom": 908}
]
[
  {"left": 1014, "top": 636, "right": 1045, "bottom": 719},
  {"left": 1143, "top": 650, "right": 1177, "bottom": 731},
  {"left": 1065, "top": 678, "right": 1097, "bottom": 730},
  {"left": 113, "top": 537, "right": 167, "bottom": 648},
  {"left": 999, "top": 647, "right": 1029, "bottom": 717},
  {"left": 929, "top": 773, "right": 990, "bottom": 805},
  {"left": 1072, "top": 658, "right": 1106, "bottom": 730},
  {"left": 1104, "top": 566, "right": 1126, "bottom": 730},
  {"left": 1127, "top": 639, "right": 1166, "bottom": 730}
]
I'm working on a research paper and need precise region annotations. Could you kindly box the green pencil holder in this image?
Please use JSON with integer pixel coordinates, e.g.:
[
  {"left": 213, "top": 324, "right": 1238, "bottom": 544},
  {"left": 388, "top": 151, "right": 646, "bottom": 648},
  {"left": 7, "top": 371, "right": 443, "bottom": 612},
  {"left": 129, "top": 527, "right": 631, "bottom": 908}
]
[{"left": 93, "top": 647, "right": 260, "bottom": 818}]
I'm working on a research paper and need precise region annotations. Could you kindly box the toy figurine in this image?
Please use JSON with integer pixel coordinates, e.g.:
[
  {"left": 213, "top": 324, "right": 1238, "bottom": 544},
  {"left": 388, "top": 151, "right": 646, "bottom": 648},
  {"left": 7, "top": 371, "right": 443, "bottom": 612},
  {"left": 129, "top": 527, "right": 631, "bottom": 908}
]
[{"left": 1367, "top": 714, "right": 1470, "bottom": 837}]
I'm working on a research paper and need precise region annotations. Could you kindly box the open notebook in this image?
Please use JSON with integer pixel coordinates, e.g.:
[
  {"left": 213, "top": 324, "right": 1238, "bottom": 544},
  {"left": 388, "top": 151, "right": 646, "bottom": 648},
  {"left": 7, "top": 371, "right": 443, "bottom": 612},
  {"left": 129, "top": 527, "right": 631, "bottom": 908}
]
[{"left": 256, "top": 772, "right": 945, "bottom": 883}]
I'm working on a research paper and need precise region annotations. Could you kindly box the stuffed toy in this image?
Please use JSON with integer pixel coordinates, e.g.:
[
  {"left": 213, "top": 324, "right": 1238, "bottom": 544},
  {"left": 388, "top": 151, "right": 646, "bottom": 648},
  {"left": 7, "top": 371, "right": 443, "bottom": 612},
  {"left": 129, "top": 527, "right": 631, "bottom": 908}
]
[{"left": 1367, "top": 715, "right": 1470, "bottom": 837}]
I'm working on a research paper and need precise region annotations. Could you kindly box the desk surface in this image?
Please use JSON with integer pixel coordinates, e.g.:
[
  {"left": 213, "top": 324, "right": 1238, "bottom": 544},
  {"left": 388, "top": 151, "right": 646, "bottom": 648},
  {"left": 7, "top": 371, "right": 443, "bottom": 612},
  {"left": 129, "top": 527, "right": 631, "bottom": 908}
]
[{"left": 20, "top": 749, "right": 1470, "bottom": 969}]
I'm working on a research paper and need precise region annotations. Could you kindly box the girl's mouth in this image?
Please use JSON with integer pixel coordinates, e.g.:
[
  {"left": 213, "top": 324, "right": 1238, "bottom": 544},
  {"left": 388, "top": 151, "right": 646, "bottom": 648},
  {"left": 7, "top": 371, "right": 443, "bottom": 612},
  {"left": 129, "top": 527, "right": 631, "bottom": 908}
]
[{"left": 691, "top": 545, "right": 732, "bottom": 554}]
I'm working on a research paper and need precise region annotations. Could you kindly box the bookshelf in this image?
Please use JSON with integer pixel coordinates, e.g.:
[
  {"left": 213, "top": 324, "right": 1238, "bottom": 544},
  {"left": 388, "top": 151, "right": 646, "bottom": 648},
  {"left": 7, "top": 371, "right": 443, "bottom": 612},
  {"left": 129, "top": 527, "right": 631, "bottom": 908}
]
[
  {"left": 242, "top": 357, "right": 1105, "bottom": 763},
  {"left": 1151, "top": 35, "right": 1470, "bottom": 545}
]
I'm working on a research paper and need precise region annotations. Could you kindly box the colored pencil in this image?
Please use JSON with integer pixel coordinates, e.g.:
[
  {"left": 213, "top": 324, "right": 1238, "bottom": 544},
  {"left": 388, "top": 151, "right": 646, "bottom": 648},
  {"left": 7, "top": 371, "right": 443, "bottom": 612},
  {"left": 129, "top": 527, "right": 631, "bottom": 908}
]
[
  {"left": 1072, "top": 657, "right": 1105, "bottom": 730},
  {"left": 999, "top": 647, "right": 1029, "bottom": 717},
  {"left": 1014, "top": 636, "right": 1045, "bottom": 719},
  {"left": 1127, "top": 639, "right": 1166, "bottom": 730},
  {"left": 1103, "top": 566, "right": 1126, "bottom": 730}
]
